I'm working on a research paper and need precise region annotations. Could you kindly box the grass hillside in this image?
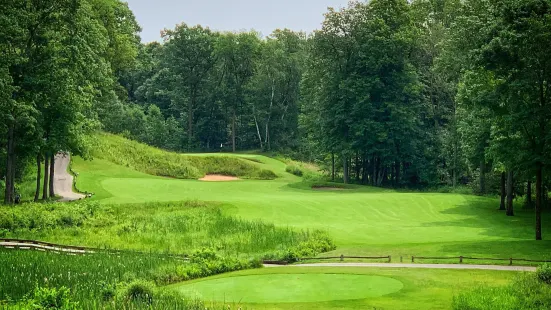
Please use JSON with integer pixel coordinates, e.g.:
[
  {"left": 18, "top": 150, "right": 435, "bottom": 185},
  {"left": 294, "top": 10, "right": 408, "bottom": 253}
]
[
  {"left": 71, "top": 137, "right": 551, "bottom": 262},
  {"left": 90, "top": 133, "right": 277, "bottom": 180}
]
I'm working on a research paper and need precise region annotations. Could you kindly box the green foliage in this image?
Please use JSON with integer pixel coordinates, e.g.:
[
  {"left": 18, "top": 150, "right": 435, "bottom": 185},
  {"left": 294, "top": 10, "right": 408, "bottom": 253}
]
[
  {"left": 453, "top": 271, "right": 551, "bottom": 310},
  {"left": 537, "top": 264, "right": 551, "bottom": 284},
  {"left": 286, "top": 165, "right": 303, "bottom": 177},
  {"left": 21, "top": 287, "right": 79, "bottom": 310},
  {"left": 116, "top": 280, "right": 155, "bottom": 304},
  {"left": 90, "top": 133, "right": 276, "bottom": 179}
]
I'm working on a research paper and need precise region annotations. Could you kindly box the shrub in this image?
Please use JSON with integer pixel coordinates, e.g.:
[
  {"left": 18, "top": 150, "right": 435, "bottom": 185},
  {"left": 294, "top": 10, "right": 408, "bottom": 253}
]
[
  {"left": 117, "top": 280, "right": 155, "bottom": 304},
  {"left": 23, "top": 286, "right": 79, "bottom": 310},
  {"left": 255, "top": 169, "right": 278, "bottom": 180},
  {"left": 286, "top": 165, "right": 303, "bottom": 177},
  {"left": 537, "top": 264, "right": 551, "bottom": 284},
  {"left": 453, "top": 274, "right": 551, "bottom": 310}
]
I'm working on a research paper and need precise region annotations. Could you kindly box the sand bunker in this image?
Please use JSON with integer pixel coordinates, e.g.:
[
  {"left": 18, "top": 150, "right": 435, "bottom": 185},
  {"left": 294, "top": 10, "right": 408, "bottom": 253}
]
[
  {"left": 312, "top": 186, "right": 348, "bottom": 191},
  {"left": 199, "top": 174, "right": 240, "bottom": 182}
]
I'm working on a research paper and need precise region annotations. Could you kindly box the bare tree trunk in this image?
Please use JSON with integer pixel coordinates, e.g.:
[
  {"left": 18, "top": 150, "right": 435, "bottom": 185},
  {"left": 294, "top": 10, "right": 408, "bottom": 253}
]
[
  {"left": 535, "top": 163, "right": 543, "bottom": 240},
  {"left": 188, "top": 90, "right": 195, "bottom": 147},
  {"left": 49, "top": 153, "right": 55, "bottom": 197},
  {"left": 342, "top": 154, "right": 349, "bottom": 184},
  {"left": 265, "top": 79, "right": 275, "bottom": 151},
  {"left": 526, "top": 181, "right": 532, "bottom": 206},
  {"left": 34, "top": 153, "right": 41, "bottom": 202},
  {"left": 506, "top": 171, "right": 514, "bottom": 216},
  {"left": 395, "top": 160, "right": 400, "bottom": 187},
  {"left": 499, "top": 172, "right": 506, "bottom": 210},
  {"left": 354, "top": 151, "right": 361, "bottom": 184},
  {"left": 253, "top": 110, "right": 263, "bottom": 150},
  {"left": 4, "top": 124, "right": 15, "bottom": 204},
  {"left": 42, "top": 154, "right": 49, "bottom": 200},
  {"left": 479, "top": 160, "right": 486, "bottom": 194},
  {"left": 231, "top": 111, "right": 236, "bottom": 152},
  {"left": 331, "top": 153, "right": 335, "bottom": 181}
]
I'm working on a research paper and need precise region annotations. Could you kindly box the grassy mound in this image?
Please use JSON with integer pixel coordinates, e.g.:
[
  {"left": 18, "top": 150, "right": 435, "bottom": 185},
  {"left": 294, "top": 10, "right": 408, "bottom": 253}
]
[{"left": 90, "top": 133, "right": 276, "bottom": 180}]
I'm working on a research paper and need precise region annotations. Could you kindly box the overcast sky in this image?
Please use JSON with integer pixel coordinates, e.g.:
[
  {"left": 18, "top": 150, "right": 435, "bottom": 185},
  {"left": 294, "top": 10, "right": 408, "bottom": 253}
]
[{"left": 125, "top": 0, "right": 351, "bottom": 42}]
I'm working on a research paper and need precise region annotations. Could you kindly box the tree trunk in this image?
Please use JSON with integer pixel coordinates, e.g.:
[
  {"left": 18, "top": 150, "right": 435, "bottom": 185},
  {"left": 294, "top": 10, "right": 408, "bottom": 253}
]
[
  {"left": 4, "top": 124, "right": 15, "bottom": 204},
  {"left": 527, "top": 181, "right": 532, "bottom": 206},
  {"left": 49, "top": 153, "right": 55, "bottom": 197},
  {"left": 506, "top": 171, "right": 514, "bottom": 216},
  {"left": 395, "top": 160, "right": 400, "bottom": 187},
  {"left": 355, "top": 153, "right": 360, "bottom": 183},
  {"left": 42, "top": 154, "right": 49, "bottom": 200},
  {"left": 188, "top": 90, "right": 195, "bottom": 147},
  {"left": 231, "top": 111, "right": 236, "bottom": 152},
  {"left": 34, "top": 153, "right": 41, "bottom": 202},
  {"left": 253, "top": 111, "right": 263, "bottom": 150},
  {"left": 265, "top": 80, "right": 275, "bottom": 151},
  {"left": 342, "top": 154, "right": 349, "bottom": 184},
  {"left": 499, "top": 172, "right": 506, "bottom": 210},
  {"left": 535, "top": 163, "right": 543, "bottom": 240},
  {"left": 479, "top": 160, "right": 486, "bottom": 194},
  {"left": 331, "top": 153, "right": 335, "bottom": 181}
]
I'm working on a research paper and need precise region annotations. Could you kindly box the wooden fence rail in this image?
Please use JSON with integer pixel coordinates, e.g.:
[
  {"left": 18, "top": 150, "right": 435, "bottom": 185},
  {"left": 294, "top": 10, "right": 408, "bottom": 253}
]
[{"left": 2, "top": 239, "right": 550, "bottom": 266}]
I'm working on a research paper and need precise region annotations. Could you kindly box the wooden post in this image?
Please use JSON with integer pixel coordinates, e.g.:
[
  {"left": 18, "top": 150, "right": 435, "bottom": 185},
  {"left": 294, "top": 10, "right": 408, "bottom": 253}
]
[
  {"left": 388, "top": 256, "right": 391, "bottom": 263},
  {"left": 400, "top": 256, "right": 403, "bottom": 263},
  {"left": 340, "top": 254, "right": 344, "bottom": 262},
  {"left": 509, "top": 258, "right": 513, "bottom": 266},
  {"left": 459, "top": 256, "right": 463, "bottom": 264},
  {"left": 412, "top": 256, "right": 414, "bottom": 263}
]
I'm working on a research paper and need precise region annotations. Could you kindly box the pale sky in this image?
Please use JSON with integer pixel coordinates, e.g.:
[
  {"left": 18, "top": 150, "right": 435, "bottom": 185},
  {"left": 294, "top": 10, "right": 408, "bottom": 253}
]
[{"left": 125, "top": 0, "right": 351, "bottom": 42}]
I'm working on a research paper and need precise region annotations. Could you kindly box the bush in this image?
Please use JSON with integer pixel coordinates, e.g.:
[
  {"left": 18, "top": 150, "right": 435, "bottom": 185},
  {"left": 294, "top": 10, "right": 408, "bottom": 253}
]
[
  {"left": 537, "top": 264, "right": 551, "bottom": 284},
  {"left": 286, "top": 165, "right": 303, "bottom": 177},
  {"left": 453, "top": 273, "right": 551, "bottom": 310},
  {"left": 117, "top": 280, "right": 155, "bottom": 304},
  {"left": 22, "top": 286, "right": 79, "bottom": 310}
]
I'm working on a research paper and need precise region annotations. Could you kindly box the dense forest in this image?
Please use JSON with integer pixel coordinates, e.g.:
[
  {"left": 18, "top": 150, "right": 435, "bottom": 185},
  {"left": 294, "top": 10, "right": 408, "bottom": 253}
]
[{"left": 1, "top": 0, "right": 550, "bottom": 239}]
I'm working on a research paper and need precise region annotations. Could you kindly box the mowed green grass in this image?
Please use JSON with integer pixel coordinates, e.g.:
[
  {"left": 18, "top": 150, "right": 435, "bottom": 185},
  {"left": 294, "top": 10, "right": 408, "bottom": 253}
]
[
  {"left": 172, "top": 267, "right": 517, "bottom": 309},
  {"left": 73, "top": 154, "right": 551, "bottom": 261}
]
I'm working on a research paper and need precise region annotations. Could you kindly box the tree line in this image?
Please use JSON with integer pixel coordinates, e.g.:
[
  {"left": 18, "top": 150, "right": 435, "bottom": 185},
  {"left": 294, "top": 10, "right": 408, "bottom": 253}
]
[{"left": 1, "top": 0, "right": 550, "bottom": 239}]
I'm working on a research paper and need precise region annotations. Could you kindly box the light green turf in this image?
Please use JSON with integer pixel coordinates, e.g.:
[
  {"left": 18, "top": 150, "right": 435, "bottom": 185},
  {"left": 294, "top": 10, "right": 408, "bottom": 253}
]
[
  {"left": 172, "top": 267, "right": 517, "bottom": 309},
  {"left": 178, "top": 273, "right": 403, "bottom": 303},
  {"left": 73, "top": 154, "right": 551, "bottom": 261}
]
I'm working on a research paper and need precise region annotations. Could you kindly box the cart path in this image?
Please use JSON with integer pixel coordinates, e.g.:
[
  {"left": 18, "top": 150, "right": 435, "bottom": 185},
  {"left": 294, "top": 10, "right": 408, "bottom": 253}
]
[
  {"left": 54, "top": 153, "right": 85, "bottom": 202},
  {"left": 264, "top": 262, "right": 536, "bottom": 272}
]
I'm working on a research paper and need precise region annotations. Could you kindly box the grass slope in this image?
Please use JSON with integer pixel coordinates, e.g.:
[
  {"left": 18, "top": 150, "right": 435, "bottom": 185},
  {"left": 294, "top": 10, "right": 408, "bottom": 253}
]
[
  {"left": 74, "top": 142, "right": 551, "bottom": 260},
  {"left": 172, "top": 267, "right": 517, "bottom": 309},
  {"left": 89, "top": 133, "right": 277, "bottom": 180}
]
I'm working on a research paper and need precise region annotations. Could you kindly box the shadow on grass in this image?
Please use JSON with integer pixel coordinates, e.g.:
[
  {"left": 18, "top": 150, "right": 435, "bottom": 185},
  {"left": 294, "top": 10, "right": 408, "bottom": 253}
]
[{"left": 421, "top": 195, "right": 550, "bottom": 240}]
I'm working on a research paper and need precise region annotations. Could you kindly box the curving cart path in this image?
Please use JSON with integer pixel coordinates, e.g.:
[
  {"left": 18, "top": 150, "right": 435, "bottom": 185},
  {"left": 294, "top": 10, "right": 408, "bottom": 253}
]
[{"left": 54, "top": 153, "right": 85, "bottom": 202}]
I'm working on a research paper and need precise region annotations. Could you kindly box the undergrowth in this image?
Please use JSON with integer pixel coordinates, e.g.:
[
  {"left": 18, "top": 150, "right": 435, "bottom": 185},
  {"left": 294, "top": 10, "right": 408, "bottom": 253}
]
[{"left": 453, "top": 265, "right": 551, "bottom": 310}]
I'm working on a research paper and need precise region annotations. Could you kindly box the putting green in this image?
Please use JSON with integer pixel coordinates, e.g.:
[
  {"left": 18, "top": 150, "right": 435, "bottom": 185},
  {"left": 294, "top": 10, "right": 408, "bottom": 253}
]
[{"left": 177, "top": 273, "right": 403, "bottom": 303}]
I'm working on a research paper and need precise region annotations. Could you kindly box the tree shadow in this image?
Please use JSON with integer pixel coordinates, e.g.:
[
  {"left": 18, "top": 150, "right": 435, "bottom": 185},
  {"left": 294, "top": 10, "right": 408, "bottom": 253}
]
[{"left": 420, "top": 195, "right": 550, "bottom": 240}]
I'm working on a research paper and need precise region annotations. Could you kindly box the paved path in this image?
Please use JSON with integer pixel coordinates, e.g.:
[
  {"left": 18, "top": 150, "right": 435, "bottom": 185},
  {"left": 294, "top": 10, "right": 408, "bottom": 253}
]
[
  {"left": 54, "top": 153, "right": 85, "bottom": 202},
  {"left": 264, "top": 262, "right": 536, "bottom": 272}
]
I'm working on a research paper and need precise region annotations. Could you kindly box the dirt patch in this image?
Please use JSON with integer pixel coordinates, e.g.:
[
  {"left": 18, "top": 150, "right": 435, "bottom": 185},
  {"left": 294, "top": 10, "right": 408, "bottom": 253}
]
[
  {"left": 199, "top": 174, "right": 240, "bottom": 182},
  {"left": 312, "top": 186, "right": 348, "bottom": 191}
]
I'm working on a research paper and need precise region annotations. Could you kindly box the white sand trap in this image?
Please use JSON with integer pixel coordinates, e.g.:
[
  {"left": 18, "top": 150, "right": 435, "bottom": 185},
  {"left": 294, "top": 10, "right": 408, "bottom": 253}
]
[{"left": 199, "top": 174, "right": 240, "bottom": 182}]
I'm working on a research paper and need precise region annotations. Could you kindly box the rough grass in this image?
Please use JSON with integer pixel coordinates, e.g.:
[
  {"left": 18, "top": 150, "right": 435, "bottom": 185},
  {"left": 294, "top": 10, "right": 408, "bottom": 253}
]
[
  {"left": 0, "top": 200, "right": 333, "bottom": 257},
  {"left": 0, "top": 249, "right": 236, "bottom": 309},
  {"left": 453, "top": 269, "right": 551, "bottom": 310},
  {"left": 90, "top": 133, "right": 276, "bottom": 180}
]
